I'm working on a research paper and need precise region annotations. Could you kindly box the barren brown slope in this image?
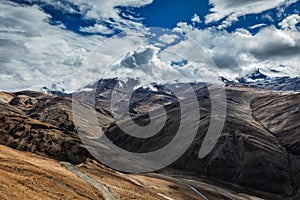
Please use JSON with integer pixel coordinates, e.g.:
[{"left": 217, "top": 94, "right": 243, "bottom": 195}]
[{"left": 0, "top": 144, "right": 104, "bottom": 200}]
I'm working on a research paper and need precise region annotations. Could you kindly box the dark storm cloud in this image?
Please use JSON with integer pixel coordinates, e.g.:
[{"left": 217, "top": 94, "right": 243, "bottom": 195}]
[
  {"left": 212, "top": 54, "right": 240, "bottom": 71},
  {"left": 250, "top": 42, "right": 300, "bottom": 59}
]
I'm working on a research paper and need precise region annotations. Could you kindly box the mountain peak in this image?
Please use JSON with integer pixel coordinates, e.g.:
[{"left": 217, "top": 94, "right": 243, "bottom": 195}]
[
  {"left": 41, "top": 84, "right": 66, "bottom": 96},
  {"left": 236, "top": 68, "right": 269, "bottom": 83},
  {"left": 219, "top": 69, "right": 299, "bottom": 92},
  {"left": 247, "top": 68, "right": 268, "bottom": 80}
]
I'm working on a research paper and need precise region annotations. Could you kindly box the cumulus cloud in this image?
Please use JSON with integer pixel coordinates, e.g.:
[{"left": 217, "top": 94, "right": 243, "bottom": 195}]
[
  {"left": 79, "top": 24, "right": 114, "bottom": 34},
  {"left": 68, "top": 0, "right": 153, "bottom": 31},
  {"left": 0, "top": 0, "right": 154, "bottom": 92},
  {"left": 9, "top": 0, "right": 153, "bottom": 35},
  {"left": 107, "top": 45, "right": 220, "bottom": 86},
  {"left": 206, "top": 0, "right": 297, "bottom": 27},
  {"left": 0, "top": 2, "right": 104, "bottom": 92},
  {"left": 279, "top": 14, "right": 300, "bottom": 30},
  {"left": 191, "top": 14, "right": 201, "bottom": 24},
  {"left": 174, "top": 24, "right": 300, "bottom": 79},
  {"left": 74, "top": 32, "right": 149, "bottom": 90},
  {"left": 249, "top": 27, "right": 300, "bottom": 59},
  {"left": 1, "top": 0, "right": 299, "bottom": 93},
  {"left": 158, "top": 34, "right": 179, "bottom": 44},
  {"left": 217, "top": 14, "right": 238, "bottom": 29},
  {"left": 76, "top": 31, "right": 222, "bottom": 90}
]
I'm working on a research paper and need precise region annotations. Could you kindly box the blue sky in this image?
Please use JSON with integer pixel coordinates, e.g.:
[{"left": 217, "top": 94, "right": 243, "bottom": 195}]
[
  {"left": 0, "top": 0, "right": 300, "bottom": 91},
  {"left": 9, "top": 0, "right": 300, "bottom": 35},
  {"left": 131, "top": 0, "right": 300, "bottom": 33},
  {"left": 127, "top": 0, "right": 211, "bottom": 28}
]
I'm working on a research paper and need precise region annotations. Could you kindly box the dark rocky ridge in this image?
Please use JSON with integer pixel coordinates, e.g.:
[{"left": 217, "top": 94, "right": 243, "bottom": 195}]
[
  {"left": 0, "top": 92, "right": 90, "bottom": 164},
  {"left": 251, "top": 93, "right": 300, "bottom": 199}
]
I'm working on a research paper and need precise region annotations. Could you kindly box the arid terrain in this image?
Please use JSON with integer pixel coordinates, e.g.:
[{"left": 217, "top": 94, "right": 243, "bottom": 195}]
[{"left": 0, "top": 82, "right": 299, "bottom": 199}]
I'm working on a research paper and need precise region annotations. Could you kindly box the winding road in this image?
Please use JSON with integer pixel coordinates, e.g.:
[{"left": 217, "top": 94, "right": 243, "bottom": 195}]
[{"left": 60, "top": 162, "right": 116, "bottom": 200}]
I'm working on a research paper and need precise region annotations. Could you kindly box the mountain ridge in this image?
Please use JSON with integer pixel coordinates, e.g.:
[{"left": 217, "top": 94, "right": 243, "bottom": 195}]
[
  {"left": 1, "top": 79, "right": 299, "bottom": 199},
  {"left": 221, "top": 69, "right": 300, "bottom": 92}
]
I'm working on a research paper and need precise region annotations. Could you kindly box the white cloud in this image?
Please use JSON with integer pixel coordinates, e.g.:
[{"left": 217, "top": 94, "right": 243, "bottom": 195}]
[
  {"left": 76, "top": 31, "right": 223, "bottom": 90},
  {"left": 206, "top": 0, "right": 297, "bottom": 26},
  {"left": 80, "top": 24, "right": 114, "bottom": 34},
  {"left": 191, "top": 14, "right": 201, "bottom": 24},
  {"left": 217, "top": 14, "right": 238, "bottom": 29},
  {"left": 9, "top": 0, "right": 153, "bottom": 35},
  {"left": 249, "top": 23, "right": 267, "bottom": 29},
  {"left": 0, "top": 2, "right": 104, "bottom": 92},
  {"left": 70, "top": 0, "right": 153, "bottom": 30},
  {"left": 158, "top": 34, "right": 179, "bottom": 44},
  {"left": 173, "top": 24, "right": 300, "bottom": 79},
  {"left": 74, "top": 31, "right": 150, "bottom": 90},
  {"left": 279, "top": 14, "right": 300, "bottom": 30},
  {"left": 1, "top": 0, "right": 299, "bottom": 94},
  {"left": 104, "top": 45, "right": 220, "bottom": 87},
  {"left": 173, "top": 22, "right": 193, "bottom": 34},
  {"left": 0, "top": 0, "right": 155, "bottom": 92}
]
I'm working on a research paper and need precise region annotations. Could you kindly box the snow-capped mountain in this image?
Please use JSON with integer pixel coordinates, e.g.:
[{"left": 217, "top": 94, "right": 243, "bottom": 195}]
[
  {"left": 223, "top": 69, "right": 300, "bottom": 92},
  {"left": 41, "top": 83, "right": 66, "bottom": 96},
  {"left": 236, "top": 69, "right": 268, "bottom": 83}
]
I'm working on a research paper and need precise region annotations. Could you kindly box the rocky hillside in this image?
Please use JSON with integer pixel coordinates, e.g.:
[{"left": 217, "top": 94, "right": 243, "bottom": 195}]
[
  {"left": 0, "top": 91, "right": 90, "bottom": 164},
  {"left": 251, "top": 93, "right": 300, "bottom": 199},
  {"left": 0, "top": 82, "right": 299, "bottom": 199},
  {"left": 96, "top": 81, "right": 299, "bottom": 198}
]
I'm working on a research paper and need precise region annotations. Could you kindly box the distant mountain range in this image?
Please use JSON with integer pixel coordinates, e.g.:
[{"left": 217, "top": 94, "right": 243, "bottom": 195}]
[
  {"left": 41, "top": 69, "right": 300, "bottom": 95},
  {"left": 221, "top": 69, "right": 300, "bottom": 92}
]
